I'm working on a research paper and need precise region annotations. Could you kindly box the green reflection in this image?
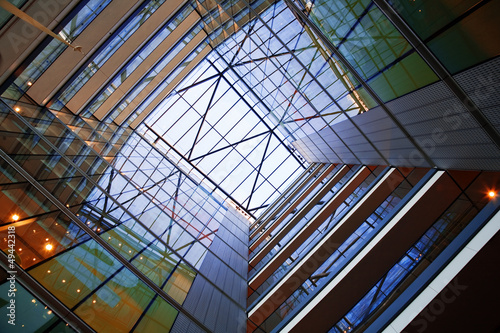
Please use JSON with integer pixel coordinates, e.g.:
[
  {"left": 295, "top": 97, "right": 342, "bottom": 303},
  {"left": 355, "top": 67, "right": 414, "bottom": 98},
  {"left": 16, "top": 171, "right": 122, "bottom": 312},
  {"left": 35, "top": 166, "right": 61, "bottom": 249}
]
[
  {"left": 29, "top": 239, "right": 121, "bottom": 308},
  {"left": 309, "top": 0, "right": 438, "bottom": 101},
  {"left": 426, "top": 1, "right": 500, "bottom": 73},
  {"left": 388, "top": 0, "right": 479, "bottom": 40},
  {"left": 133, "top": 296, "right": 178, "bottom": 332},
  {"left": 74, "top": 268, "right": 154, "bottom": 333},
  {"left": 390, "top": 0, "right": 500, "bottom": 74},
  {"left": 367, "top": 52, "right": 437, "bottom": 101}
]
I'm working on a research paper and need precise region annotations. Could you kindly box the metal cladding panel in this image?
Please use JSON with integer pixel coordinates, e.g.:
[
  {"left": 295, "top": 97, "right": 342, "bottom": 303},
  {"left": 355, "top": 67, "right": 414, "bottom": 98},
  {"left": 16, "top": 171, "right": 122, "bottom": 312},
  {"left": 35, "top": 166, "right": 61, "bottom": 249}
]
[
  {"left": 291, "top": 57, "right": 500, "bottom": 169},
  {"left": 171, "top": 313, "right": 205, "bottom": 333},
  {"left": 175, "top": 206, "right": 248, "bottom": 332},
  {"left": 482, "top": 105, "right": 500, "bottom": 128},
  {"left": 347, "top": 107, "right": 425, "bottom": 166},
  {"left": 454, "top": 56, "right": 500, "bottom": 110},
  {"left": 454, "top": 56, "right": 500, "bottom": 134},
  {"left": 292, "top": 135, "right": 334, "bottom": 163}
]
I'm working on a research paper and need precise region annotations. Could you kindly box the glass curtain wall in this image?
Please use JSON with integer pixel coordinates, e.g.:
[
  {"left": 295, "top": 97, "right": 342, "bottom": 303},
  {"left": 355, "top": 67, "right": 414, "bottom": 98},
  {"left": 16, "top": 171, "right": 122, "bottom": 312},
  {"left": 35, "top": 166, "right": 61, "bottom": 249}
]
[{"left": 0, "top": 94, "right": 247, "bottom": 332}]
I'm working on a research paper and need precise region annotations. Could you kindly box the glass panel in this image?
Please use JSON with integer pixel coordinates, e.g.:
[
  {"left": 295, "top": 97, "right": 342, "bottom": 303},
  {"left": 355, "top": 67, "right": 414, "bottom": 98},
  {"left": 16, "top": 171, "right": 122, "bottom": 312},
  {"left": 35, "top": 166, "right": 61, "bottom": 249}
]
[
  {"left": 0, "top": 282, "right": 72, "bottom": 331},
  {"left": 426, "top": 1, "right": 500, "bottom": 73},
  {"left": 390, "top": 0, "right": 500, "bottom": 74},
  {"left": 388, "top": 0, "right": 480, "bottom": 40},
  {"left": 132, "top": 295, "right": 178, "bottom": 332},
  {"left": 308, "top": 0, "right": 438, "bottom": 101},
  {"left": 29, "top": 239, "right": 121, "bottom": 309},
  {"left": 74, "top": 268, "right": 156, "bottom": 332}
]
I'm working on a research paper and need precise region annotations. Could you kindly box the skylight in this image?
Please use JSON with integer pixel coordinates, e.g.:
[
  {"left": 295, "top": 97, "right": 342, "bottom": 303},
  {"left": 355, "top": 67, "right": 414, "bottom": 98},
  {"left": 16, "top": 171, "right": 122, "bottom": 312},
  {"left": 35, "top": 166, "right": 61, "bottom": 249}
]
[{"left": 139, "top": 0, "right": 368, "bottom": 216}]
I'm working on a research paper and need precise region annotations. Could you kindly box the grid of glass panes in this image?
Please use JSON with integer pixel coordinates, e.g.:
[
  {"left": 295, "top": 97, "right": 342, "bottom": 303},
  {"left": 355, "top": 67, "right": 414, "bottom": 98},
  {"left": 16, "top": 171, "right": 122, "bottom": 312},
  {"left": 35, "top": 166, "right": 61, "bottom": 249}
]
[
  {"left": 81, "top": 8, "right": 201, "bottom": 119},
  {"left": 215, "top": 0, "right": 369, "bottom": 141},
  {"left": 307, "top": 0, "right": 439, "bottom": 102},
  {"left": 0, "top": 99, "right": 238, "bottom": 331},
  {"left": 142, "top": 55, "right": 305, "bottom": 214}
]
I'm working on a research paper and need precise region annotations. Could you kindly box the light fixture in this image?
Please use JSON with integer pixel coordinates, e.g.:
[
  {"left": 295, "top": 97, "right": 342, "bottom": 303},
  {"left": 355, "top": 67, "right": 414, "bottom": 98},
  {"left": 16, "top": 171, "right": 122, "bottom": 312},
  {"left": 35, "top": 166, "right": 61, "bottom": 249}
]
[
  {"left": 62, "top": 279, "right": 66, "bottom": 283},
  {"left": 14, "top": 107, "right": 20, "bottom": 112},
  {"left": 12, "top": 214, "right": 19, "bottom": 221},
  {"left": 488, "top": 190, "right": 497, "bottom": 199},
  {"left": 45, "top": 244, "right": 53, "bottom": 251},
  {"left": 76, "top": 289, "right": 81, "bottom": 293},
  {"left": 27, "top": 81, "right": 32, "bottom": 86},
  {"left": 47, "top": 270, "right": 51, "bottom": 273}
]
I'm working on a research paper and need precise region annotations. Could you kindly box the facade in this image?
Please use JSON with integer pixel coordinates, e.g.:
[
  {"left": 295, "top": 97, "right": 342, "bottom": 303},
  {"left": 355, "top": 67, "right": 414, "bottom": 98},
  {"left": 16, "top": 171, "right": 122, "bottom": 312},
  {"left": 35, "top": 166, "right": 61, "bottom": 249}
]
[{"left": 0, "top": 0, "right": 499, "bottom": 332}]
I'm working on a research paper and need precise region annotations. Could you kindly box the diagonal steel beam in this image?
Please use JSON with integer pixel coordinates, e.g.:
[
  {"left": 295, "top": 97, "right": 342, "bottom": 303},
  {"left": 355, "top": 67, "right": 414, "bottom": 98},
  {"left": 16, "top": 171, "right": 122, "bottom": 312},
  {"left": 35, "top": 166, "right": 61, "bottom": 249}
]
[
  {"left": 246, "top": 132, "right": 273, "bottom": 210},
  {"left": 187, "top": 76, "right": 222, "bottom": 160},
  {"left": 141, "top": 125, "right": 257, "bottom": 219},
  {"left": 190, "top": 129, "right": 271, "bottom": 162}
]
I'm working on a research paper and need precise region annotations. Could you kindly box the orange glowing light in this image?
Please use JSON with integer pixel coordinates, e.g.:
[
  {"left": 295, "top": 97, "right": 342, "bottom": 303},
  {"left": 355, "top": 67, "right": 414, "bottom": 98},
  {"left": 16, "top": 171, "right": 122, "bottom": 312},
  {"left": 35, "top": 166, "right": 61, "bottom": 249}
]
[
  {"left": 45, "top": 244, "right": 53, "bottom": 251},
  {"left": 488, "top": 191, "right": 497, "bottom": 199},
  {"left": 12, "top": 214, "right": 19, "bottom": 221}
]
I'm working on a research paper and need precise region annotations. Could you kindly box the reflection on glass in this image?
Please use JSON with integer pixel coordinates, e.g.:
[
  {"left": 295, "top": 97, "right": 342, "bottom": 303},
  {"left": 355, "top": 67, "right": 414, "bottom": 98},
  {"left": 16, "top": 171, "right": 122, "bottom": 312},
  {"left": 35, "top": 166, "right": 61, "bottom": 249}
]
[
  {"left": 29, "top": 240, "right": 121, "bottom": 308},
  {"left": 74, "top": 268, "right": 157, "bottom": 332},
  {"left": 0, "top": 283, "right": 73, "bottom": 331},
  {"left": 308, "top": 0, "right": 438, "bottom": 101},
  {"left": 133, "top": 295, "right": 178, "bottom": 332}
]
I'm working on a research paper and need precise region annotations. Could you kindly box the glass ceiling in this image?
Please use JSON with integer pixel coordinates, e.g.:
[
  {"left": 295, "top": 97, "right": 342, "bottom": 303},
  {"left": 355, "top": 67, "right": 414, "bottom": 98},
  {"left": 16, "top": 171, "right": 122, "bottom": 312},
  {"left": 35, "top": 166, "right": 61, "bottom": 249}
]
[{"left": 138, "top": 0, "right": 368, "bottom": 216}]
